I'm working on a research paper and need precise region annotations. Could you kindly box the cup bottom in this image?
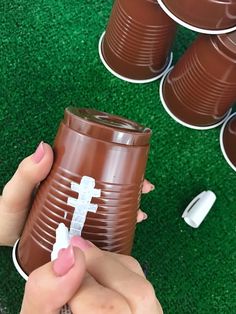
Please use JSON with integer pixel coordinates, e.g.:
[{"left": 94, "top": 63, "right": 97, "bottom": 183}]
[
  {"left": 220, "top": 113, "right": 236, "bottom": 172},
  {"left": 157, "top": 0, "right": 236, "bottom": 34},
  {"left": 159, "top": 67, "right": 233, "bottom": 130},
  {"left": 12, "top": 239, "right": 29, "bottom": 281},
  {"left": 98, "top": 31, "right": 173, "bottom": 84}
]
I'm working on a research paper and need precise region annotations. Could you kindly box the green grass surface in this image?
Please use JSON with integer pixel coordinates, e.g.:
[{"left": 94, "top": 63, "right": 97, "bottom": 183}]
[{"left": 0, "top": 1, "right": 235, "bottom": 313}]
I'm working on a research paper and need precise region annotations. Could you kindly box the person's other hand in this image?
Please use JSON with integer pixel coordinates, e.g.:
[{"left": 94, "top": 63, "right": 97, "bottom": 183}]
[
  {"left": 21, "top": 237, "right": 163, "bottom": 314},
  {"left": 0, "top": 142, "right": 154, "bottom": 246},
  {"left": 0, "top": 142, "right": 53, "bottom": 246},
  {"left": 137, "top": 179, "right": 155, "bottom": 223}
]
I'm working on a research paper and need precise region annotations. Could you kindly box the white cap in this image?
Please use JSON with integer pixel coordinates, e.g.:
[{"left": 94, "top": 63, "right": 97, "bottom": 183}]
[
  {"left": 51, "top": 223, "right": 70, "bottom": 261},
  {"left": 182, "top": 191, "right": 216, "bottom": 228}
]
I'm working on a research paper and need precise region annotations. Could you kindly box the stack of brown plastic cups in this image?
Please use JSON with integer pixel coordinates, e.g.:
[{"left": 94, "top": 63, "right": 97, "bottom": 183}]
[
  {"left": 98, "top": 0, "right": 177, "bottom": 83},
  {"left": 220, "top": 112, "right": 236, "bottom": 172},
  {"left": 159, "top": 31, "right": 236, "bottom": 130},
  {"left": 12, "top": 107, "right": 151, "bottom": 278},
  {"left": 157, "top": 0, "right": 236, "bottom": 34},
  {"left": 157, "top": 0, "right": 236, "bottom": 171}
]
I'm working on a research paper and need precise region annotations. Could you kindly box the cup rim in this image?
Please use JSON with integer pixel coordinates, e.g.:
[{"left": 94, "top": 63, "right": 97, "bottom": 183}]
[
  {"left": 220, "top": 112, "right": 236, "bottom": 172},
  {"left": 98, "top": 31, "right": 173, "bottom": 84},
  {"left": 12, "top": 239, "right": 28, "bottom": 281},
  {"left": 157, "top": 0, "right": 236, "bottom": 34},
  {"left": 159, "top": 67, "right": 233, "bottom": 130}
]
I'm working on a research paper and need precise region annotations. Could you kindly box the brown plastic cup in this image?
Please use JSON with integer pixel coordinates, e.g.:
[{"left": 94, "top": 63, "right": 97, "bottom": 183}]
[
  {"left": 158, "top": 0, "right": 236, "bottom": 34},
  {"left": 160, "top": 31, "right": 236, "bottom": 130},
  {"left": 99, "top": 0, "right": 177, "bottom": 83},
  {"left": 220, "top": 113, "right": 236, "bottom": 171},
  {"left": 14, "top": 107, "right": 151, "bottom": 276}
]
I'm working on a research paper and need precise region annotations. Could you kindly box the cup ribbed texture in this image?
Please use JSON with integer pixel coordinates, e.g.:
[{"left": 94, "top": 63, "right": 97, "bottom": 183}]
[
  {"left": 17, "top": 108, "right": 150, "bottom": 274},
  {"left": 222, "top": 115, "right": 236, "bottom": 168},
  {"left": 27, "top": 167, "right": 140, "bottom": 255},
  {"left": 171, "top": 49, "right": 236, "bottom": 116},
  {"left": 101, "top": 0, "right": 176, "bottom": 80},
  {"left": 162, "top": 35, "right": 236, "bottom": 126},
  {"left": 105, "top": 0, "right": 173, "bottom": 65}
]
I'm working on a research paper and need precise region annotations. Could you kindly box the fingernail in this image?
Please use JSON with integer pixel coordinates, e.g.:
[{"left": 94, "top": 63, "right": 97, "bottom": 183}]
[
  {"left": 70, "top": 236, "right": 93, "bottom": 252},
  {"left": 53, "top": 245, "right": 75, "bottom": 276},
  {"left": 143, "top": 213, "right": 148, "bottom": 220},
  {"left": 141, "top": 263, "right": 149, "bottom": 277},
  {"left": 32, "top": 141, "right": 45, "bottom": 163},
  {"left": 150, "top": 184, "right": 155, "bottom": 191}
]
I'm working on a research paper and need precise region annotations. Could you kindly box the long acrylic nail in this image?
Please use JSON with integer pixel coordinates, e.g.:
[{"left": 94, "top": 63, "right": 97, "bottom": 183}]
[
  {"left": 53, "top": 245, "right": 75, "bottom": 276},
  {"left": 32, "top": 141, "right": 45, "bottom": 163},
  {"left": 70, "top": 236, "right": 93, "bottom": 252}
]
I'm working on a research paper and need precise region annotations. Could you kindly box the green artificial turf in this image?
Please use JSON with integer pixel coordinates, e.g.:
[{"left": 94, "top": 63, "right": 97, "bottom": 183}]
[{"left": 0, "top": 1, "right": 235, "bottom": 313}]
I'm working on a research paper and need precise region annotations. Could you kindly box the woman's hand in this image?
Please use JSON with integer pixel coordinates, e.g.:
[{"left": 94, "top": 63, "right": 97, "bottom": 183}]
[
  {"left": 0, "top": 142, "right": 162, "bottom": 313},
  {"left": 21, "top": 237, "right": 163, "bottom": 314},
  {"left": 0, "top": 142, "right": 53, "bottom": 246},
  {"left": 0, "top": 142, "right": 154, "bottom": 246}
]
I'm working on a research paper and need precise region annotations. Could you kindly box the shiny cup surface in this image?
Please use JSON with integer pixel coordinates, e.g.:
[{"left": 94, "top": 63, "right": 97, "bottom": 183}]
[
  {"left": 101, "top": 0, "right": 176, "bottom": 81},
  {"left": 17, "top": 108, "right": 151, "bottom": 274},
  {"left": 162, "top": 32, "right": 236, "bottom": 127},
  {"left": 161, "top": 0, "right": 236, "bottom": 31}
]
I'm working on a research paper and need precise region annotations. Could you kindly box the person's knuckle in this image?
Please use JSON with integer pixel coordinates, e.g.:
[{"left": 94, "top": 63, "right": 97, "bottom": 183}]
[
  {"left": 133, "top": 278, "right": 156, "bottom": 306},
  {"left": 17, "top": 156, "right": 42, "bottom": 184},
  {"left": 17, "top": 158, "right": 34, "bottom": 182},
  {"left": 25, "top": 270, "right": 56, "bottom": 312},
  {"left": 125, "top": 256, "right": 143, "bottom": 271},
  {"left": 17, "top": 159, "right": 28, "bottom": 176},
  {"left": 25, "top": 271, "right": 42, "bottom": 297}
]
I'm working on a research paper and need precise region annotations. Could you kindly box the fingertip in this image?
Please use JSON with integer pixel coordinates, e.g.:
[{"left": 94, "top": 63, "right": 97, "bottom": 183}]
[
  {"left": 142, "top": 179, "right": 155, "bottom": 194},
  {"left": 143, "top": 212, "right": 148, "bottom": 220},
  {"left": 137, "top": 210, "right": 148, "bottom": 223},
  {"left": 31, "top": 142, "right": 54, "bottom": 167},
  {"left": 18, "top": 142, "right": 54, "bottom": 184},
  {"left": 52, "top": 245, "right": 75, "bottom": 277},
  {"left": 37, "top": 142, "right": 54, "bottom": 178},
  {"left": 31, "top": 141, "right": 45, "bottom": 163}
]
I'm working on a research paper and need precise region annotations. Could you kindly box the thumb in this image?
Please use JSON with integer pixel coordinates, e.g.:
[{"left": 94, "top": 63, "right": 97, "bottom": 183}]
[
  {"left": 20, "top": 246, "right": 86, "bottom": 314},
  {"left": 0, "top": 142, "right": 53, "bottom": 246},
  {"left": 1, "top": 142, "right": 53, "bottom": 212}
]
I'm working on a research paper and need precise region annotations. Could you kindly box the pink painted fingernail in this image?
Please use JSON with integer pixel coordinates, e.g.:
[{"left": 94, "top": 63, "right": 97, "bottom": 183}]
[
  {"left": 53, "top": 245, "right": 75, "bottom": 276},
  {"left": 70, "top": 236, "right": 93, "bottom": 251},
  {"left": 143, "top": 213, "right": 148, "bottom": 220},
  {"left": 150, "top": 184, "right": 155, "bottom": 191},
  {"left": 32, "top": 141, "right": 45, "bottom": 163}
]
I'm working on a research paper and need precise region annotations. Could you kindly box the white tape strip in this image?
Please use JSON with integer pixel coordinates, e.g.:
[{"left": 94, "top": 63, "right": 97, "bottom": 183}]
[
  {"left": 67, "top": 176, "right": 101, "bottom": 237},
  {"left": 51, "top": 223, "right": 70, "bottom": 261},
  {"left": 51, "top": 224, "right": 72, "bottom": 314}
]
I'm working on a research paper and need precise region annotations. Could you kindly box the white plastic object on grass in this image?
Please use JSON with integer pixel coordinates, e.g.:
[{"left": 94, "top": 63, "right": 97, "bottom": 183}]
[{"left": 182, "top": 191, "right": 216, "bottom": 228}]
